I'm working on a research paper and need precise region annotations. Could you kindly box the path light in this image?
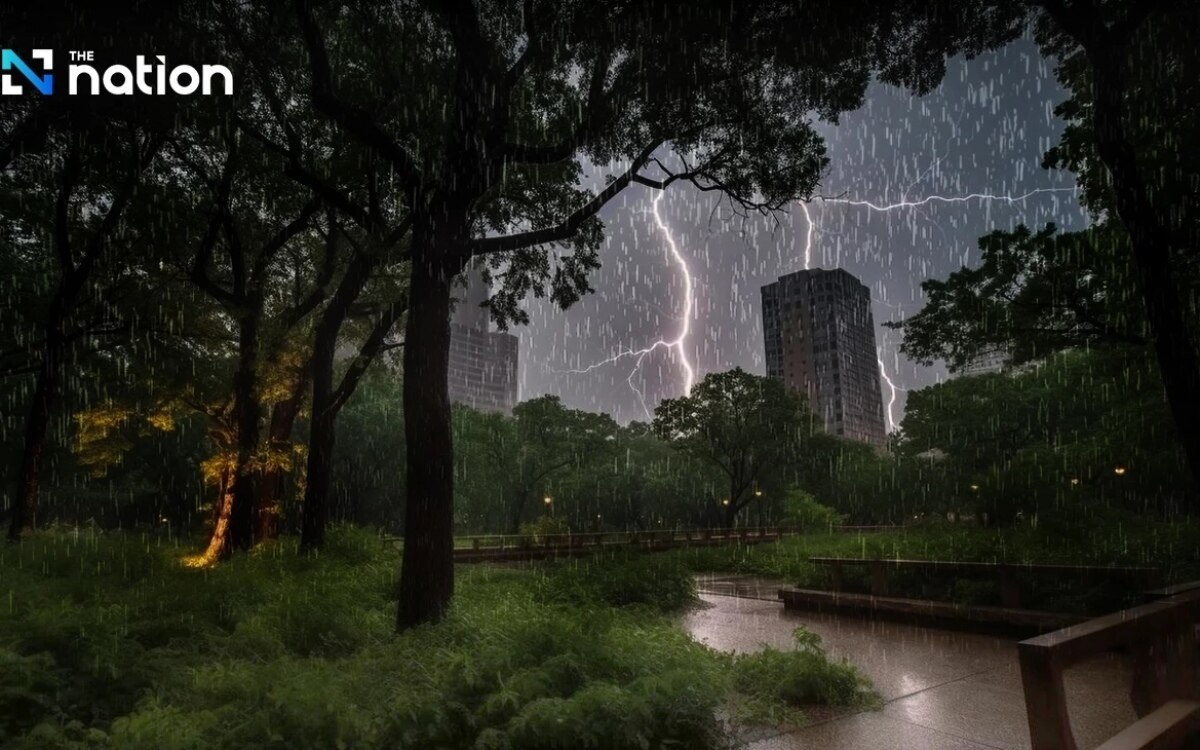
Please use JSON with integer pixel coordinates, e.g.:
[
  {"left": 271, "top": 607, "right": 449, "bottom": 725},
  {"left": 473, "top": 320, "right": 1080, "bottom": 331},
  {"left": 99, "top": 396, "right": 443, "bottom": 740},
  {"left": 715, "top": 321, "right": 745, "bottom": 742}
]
[
  {"left": 1070, "top": 478, "right": 1081, "bottom": 486},
  {"left": 721, "top": 498, "right": 731, "bottom": 506},
  {"left": 543, "top": 495, "right": 553, "bottom": 506},
  {"left": 969, "top": 484, "right": 980, "bottom": 491},
  {"left": 754, "top": 488, "right": 763, "bottom": 497},
  {"left": 1114, "top": 466, "right": 1127, "bottom": 476}
]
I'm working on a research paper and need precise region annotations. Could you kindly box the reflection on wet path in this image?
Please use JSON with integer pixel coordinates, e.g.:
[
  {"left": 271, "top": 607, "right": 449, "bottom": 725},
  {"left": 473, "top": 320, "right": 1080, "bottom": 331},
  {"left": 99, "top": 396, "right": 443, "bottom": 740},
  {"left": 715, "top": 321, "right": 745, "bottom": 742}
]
[{"left": 687, "top": 575, "right": 1136, "bottom": 749}]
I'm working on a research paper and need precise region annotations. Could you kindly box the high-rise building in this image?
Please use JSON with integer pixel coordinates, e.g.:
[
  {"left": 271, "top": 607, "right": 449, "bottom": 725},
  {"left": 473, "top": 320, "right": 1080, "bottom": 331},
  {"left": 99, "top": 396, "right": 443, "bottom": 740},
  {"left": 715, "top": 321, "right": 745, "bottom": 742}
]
[
  {"left": 447, "top": 265, "right": 519, "bottom": 414},
  {"left": 761, "top": 268, "right": 887, "bottom": 448},
  {"left": 959, "top": 346, "right": 1010, "bottom": 376}
]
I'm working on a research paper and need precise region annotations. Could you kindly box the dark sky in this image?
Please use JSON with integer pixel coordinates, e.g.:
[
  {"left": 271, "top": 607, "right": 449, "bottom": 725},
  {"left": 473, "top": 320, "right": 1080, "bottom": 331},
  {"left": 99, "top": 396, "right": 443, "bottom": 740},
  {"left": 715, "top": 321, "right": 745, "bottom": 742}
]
[{"left": 513, "top": 37, "right": 1091, "bottom": 426}]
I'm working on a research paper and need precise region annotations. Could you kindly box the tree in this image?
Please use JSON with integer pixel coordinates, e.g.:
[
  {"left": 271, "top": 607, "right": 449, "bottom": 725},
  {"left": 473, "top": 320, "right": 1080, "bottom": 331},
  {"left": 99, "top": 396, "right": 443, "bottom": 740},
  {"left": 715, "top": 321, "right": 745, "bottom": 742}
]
[
  {"left": 163, "top": 125, "right": 323, "bottom": 560},
  {"left": 294, "top": 0, "right": 1024, "bottom": 627},
  {"left": 1030, "top": 0, "right": 1200, "bottom": 503},
  {"left": 896, "top": 348, "right": 1194, "bottom": 522},
  {"left": 211, "top": 1, "right": 415, "bottom": 551},
  {"left": 453, "top": 397, "right": 618, "bottom": 532},
  {"left": 890, "top": 222, "right": 1147, "bottom": 371},
  {"left": 506, "top": 396, "right": 618, "bottom": 531},
  {"left": 653, "top": 368, "right": 818, "bottom": 528},
  {"left": 3, "top": 122, "right": 164, "bottom": 540}
]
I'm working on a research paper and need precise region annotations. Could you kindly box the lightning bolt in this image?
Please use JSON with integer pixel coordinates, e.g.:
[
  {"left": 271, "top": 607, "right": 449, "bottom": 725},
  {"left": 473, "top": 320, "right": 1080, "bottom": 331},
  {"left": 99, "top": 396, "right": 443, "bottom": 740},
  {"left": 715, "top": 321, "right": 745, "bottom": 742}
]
[
  {"left": 559, "top": 191, "right": 694, "bottom": 419},
  {"left": 560, "top": 180, "right": 1076, "bottom": 427},
  {"left": 822, "top": 187, "right": 1079, "bottom": 213},
  {"left": 798, "top": 185, "right": 1080, "bottom": 432}
]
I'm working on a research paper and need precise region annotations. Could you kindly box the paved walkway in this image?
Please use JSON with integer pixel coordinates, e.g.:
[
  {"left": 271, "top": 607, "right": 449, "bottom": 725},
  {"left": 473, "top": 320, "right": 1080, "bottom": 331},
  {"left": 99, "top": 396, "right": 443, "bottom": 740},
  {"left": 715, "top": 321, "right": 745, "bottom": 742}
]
[{"left": 686, "top": 575, "right": 1137, "bottom": 750}]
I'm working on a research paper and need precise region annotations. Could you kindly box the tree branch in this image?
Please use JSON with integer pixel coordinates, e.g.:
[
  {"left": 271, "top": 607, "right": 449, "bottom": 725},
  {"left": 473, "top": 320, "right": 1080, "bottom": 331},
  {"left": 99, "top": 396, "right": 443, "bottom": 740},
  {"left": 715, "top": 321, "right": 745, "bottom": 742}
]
[
  {"left": 328, "top": 291, "right": 408, "bottom": 414},
  {"left": 470, "top": 138, "right": 664, "bottom": 256},
  {"left": 294, "top": 0, "right": 423, "bottom": 190}
]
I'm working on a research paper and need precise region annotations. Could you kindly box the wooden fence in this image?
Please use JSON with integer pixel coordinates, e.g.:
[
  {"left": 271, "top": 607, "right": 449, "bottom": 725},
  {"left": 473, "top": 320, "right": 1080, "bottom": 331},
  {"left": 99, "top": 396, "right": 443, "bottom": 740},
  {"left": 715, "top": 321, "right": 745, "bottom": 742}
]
[
  {"left": 380, "top": 524, "right": 904, "bottom": 562},
  {"left": 1019, "top": 587, "right": 1200, "bottom": 750}
]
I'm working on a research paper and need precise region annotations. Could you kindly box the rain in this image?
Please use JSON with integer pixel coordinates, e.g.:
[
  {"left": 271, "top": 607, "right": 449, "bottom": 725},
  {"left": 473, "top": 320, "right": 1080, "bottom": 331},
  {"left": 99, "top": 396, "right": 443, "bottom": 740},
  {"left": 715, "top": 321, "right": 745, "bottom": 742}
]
[{"left": 1, "top": 2, "right": 1197, "bottom": 750}]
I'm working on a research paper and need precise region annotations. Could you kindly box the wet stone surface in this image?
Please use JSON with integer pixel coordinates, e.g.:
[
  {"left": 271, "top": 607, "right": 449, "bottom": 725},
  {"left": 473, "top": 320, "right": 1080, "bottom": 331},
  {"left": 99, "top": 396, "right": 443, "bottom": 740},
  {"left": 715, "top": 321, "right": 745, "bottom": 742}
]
[{"left": 687, "top": 576, "right": 1137, "bottom": 750}]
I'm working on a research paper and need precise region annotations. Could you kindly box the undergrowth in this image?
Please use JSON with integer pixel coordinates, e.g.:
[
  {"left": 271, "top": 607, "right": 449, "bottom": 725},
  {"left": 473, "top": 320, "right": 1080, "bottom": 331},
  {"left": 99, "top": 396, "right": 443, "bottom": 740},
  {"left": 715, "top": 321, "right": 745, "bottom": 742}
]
[{"left": 0, "top": 526, "right": 872, "bottom": 749}]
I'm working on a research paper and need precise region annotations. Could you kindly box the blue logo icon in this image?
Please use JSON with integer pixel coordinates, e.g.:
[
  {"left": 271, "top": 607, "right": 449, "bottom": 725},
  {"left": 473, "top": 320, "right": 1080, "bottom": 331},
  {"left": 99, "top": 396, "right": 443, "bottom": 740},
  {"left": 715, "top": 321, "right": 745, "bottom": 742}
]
[{"left": 2, "top": 50, "right": 54, "bottom": 95}]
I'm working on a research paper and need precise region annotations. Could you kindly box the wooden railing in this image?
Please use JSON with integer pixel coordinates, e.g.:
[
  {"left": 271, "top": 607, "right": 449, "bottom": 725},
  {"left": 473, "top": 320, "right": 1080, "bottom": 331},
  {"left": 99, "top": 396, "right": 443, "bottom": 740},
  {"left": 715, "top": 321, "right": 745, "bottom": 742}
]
[
  {"left": 379, "top": 524, "right": 904, "bottom": 561},
  {"left": 1019, "top": 587, "right": 1200, "bottom": 750}
]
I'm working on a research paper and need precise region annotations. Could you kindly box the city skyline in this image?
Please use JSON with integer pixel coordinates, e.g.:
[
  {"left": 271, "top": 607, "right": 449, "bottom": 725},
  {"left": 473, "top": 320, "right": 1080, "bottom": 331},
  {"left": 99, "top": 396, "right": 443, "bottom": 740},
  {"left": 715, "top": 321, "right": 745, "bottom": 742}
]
[{"left": 516, "top": 35, "right": 1091, "bottom": 426}]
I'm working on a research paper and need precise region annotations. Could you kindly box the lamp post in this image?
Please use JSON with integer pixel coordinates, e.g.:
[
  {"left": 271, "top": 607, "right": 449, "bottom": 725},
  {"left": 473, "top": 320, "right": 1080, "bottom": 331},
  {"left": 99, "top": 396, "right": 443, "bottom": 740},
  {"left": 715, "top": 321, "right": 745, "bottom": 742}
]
[{"left": 543, "top": 495, "right": 553, "bottom": 515}]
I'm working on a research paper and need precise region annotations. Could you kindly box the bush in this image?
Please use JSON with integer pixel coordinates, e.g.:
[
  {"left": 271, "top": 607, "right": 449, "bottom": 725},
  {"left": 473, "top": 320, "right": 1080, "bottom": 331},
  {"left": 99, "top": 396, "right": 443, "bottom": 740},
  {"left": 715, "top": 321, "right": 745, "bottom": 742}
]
[
  {"left": 518, "top": 515, "right": 571, "bottom": 542},
  {"left": 730, "top": 628, "right": 875, "bottom": 724},
  {"left": 0, "top": 529, "right": 871, "bottom": 749},
  {"left": 537, "top": 553, "right": 698, "bottom": 612},
  {"left": 781, "top": 489, "right": 845, "bottom": 530}
]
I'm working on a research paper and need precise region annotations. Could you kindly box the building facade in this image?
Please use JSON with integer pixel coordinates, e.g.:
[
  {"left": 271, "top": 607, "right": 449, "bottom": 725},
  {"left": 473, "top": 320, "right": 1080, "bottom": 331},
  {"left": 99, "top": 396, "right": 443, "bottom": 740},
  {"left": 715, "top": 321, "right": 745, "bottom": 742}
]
[
  {"left": 959, "top": 346, "right": 1010, "bottom": 376},
  {"left": 761, "top": 268, "right": 887, "bottom": 448},
  {"left": 447, "top": 265, "right": 519, "bottom": 414}
]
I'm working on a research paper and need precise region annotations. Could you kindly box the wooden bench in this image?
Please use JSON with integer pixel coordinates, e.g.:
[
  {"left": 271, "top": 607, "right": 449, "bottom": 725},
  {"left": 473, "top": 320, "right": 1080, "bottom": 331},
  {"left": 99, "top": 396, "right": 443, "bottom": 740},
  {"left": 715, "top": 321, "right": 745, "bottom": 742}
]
[
  {"left": 777, "top": 587, "right": 1082, "bottom": 633},
  {"left": 1019, "top": 588, "right": 1200, "bottom": 750},
  {"left": 808, "top": 557, "right": 1162, "bottom": 609}
]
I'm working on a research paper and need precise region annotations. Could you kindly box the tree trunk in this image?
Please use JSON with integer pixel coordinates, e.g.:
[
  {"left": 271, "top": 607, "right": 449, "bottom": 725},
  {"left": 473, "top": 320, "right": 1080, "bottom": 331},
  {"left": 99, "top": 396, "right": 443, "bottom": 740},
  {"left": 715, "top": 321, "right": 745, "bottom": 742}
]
[
  {"left": 7, "top": 339, "right": 60, "bottom": 540},
  {"left": 508, "top": 490, "right": 528, "bottom": 533},
  {"left": 301, "top": 319, "right": 339, "bottom": 552},
  {"left": 195, "top": 466, "right": 235, "bottom": 565},
  {"left": 256, "top": 370, "right": 308, "bottom": 543},
  {"left": 225, "top": 312, "right": 263, "bottom": 556},
  {"left": 396, "top": 236, "right": 460, "bottom": 630},
  {"left": 1088, "top": 49, "right": 1200, "bottom": 501},
  {"left": 298, "top": 248, "right": 388, "bottom": 552}
]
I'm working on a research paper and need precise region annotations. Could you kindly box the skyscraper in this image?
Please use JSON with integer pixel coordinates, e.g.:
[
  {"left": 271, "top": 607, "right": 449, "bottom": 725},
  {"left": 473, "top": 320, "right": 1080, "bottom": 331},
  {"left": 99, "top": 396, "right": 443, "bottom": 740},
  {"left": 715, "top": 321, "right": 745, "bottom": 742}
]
[
  {"left": 447, "top": 265, "right": 519, "bottom": 414},
  {"left": 761, "top": 268, "right": 887, "bottom": 448}
]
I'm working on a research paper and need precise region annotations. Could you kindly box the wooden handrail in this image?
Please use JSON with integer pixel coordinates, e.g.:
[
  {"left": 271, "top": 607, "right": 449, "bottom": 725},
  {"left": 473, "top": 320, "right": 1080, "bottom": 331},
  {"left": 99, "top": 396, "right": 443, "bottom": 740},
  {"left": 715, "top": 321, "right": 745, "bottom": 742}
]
[
  {"left": 1019, "top": 588, "right": 1200, "bottom": 750},
  {"left": 380, "top": 524, "right": 876, "bottom": 548}
]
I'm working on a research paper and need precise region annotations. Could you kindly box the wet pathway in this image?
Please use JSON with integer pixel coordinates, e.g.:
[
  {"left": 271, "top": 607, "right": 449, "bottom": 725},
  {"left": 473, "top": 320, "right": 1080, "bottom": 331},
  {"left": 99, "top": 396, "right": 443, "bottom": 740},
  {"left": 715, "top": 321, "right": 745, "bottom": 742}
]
[{"left": 686, "top": 575, "right": 1137, "bottom": 750}]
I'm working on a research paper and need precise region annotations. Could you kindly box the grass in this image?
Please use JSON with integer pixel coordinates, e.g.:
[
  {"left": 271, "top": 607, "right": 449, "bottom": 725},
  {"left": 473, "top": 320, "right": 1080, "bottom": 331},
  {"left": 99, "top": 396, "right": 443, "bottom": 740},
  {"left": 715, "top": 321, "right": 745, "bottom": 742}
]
[{"left": 0, "top": 526, "right": 873, "bottom": 750}]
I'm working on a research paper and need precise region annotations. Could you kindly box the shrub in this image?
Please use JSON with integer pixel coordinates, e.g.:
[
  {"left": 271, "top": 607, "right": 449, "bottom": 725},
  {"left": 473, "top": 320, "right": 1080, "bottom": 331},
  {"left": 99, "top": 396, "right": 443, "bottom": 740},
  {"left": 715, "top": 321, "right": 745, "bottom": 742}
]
[
  {"left": 781, "top": 489, "right": 845, "bottom": 530},
  {"left": 1, "top": 529, "right": 871, "bottom": 749},
  {"left": 729, "top": 627, "right": 875, "bottom": 724},
  {"left": 537, "top": 554, "right": 698, "bottom": 612},
  {"left": 519, "top": 515, "right": 571, "bottom": 542}
]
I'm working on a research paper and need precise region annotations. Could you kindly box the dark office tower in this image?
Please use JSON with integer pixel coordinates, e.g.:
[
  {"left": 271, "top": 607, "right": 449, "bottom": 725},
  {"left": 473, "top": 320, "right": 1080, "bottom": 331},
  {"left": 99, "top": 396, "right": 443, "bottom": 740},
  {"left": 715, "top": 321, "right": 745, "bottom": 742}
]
[
  {"left": 761, "top": 268, "right": 887, "bottom": 448},
  {"left": 447, "top": 264, "right": 519, "bottom": 414}
]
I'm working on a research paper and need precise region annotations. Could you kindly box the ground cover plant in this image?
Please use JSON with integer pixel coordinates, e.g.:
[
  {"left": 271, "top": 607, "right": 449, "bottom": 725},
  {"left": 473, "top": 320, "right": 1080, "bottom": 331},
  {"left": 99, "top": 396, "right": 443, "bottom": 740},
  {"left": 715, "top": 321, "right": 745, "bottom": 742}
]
[{"left": 0, "top": 526, "right": 873, "bottom": 749}]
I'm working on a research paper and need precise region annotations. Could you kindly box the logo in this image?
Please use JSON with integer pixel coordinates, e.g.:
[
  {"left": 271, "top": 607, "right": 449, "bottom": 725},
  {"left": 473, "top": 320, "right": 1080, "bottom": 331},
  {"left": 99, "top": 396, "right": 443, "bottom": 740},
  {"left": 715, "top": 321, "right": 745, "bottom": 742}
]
[
  {"left": 2, "top": 49, "right": 54, "bottom": 95},
  {"left": 0, "top": 49, "right": 231, "bottom": 96}
]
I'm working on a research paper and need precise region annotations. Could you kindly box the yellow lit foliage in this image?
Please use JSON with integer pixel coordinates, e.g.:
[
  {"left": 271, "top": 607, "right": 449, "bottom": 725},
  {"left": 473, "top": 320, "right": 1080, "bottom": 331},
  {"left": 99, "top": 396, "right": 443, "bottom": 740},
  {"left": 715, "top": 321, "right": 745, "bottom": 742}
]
[{"left": 73, "top": 403, "right": 135, "bottom": 477}]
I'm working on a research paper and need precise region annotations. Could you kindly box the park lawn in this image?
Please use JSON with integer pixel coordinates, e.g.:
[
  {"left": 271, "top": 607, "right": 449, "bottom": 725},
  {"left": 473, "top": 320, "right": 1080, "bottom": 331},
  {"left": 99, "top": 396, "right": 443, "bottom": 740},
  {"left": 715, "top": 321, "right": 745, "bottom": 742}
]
[
  {"left": 669, "top": 515, "right": 1200, "bottom": 613},
  {"left": 0, "top": 526, "right": 872, "bottom": 750}
]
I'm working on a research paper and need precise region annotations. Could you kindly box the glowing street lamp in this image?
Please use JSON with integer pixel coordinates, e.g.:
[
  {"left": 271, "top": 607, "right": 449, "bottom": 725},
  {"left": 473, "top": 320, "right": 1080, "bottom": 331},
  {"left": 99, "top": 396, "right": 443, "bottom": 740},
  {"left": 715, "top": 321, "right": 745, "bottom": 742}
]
[
  {"left": 969, "top": 484, "right": 980, "bottom": 492},
  {"left": 754, "top": 488, "right": 763, "bottom": 498},
  {"left": 543, "top": 495, "right": 553, "bottom": 506},
  {"left": 1114, "top": 466, "right": 1127, "bottom": 476},
  {"left": 1070, "top": 478, "right": 1081, "bottom": 486},
  {"left": 721, "top": 498, "right": 731, "bottom": 507}
]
